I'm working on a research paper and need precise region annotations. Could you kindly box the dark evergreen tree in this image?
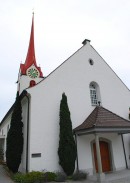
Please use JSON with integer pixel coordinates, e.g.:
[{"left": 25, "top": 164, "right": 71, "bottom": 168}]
[
  {"left": 58, "top": 93, "right": 77, "bottom": 176},
  {"left": 6, "top": 92, "right": 23, "bottom": 173}
]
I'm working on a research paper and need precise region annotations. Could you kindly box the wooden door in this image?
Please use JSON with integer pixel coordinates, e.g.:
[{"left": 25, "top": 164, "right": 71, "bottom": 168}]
[{"left": 93, "top": 141, "right": 111, "bottom": 172}]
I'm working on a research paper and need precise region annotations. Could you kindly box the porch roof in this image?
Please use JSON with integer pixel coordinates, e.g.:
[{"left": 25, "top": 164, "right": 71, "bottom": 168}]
[{"left": 74, "top": 106, "right": 130, "bottom": 135}]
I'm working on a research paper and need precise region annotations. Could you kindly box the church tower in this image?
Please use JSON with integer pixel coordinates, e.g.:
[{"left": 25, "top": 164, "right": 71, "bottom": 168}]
[{"left": 17, "top": 13, "right": 43, "bottom": 94}]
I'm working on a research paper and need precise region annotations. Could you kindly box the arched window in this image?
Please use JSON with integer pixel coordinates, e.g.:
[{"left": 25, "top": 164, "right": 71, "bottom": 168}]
[
  {"left": 89, "top": 82, "right": 101, "bottom": 106},
  {"left": 30, "top": 80, "right": 36, "bottom": 87}
]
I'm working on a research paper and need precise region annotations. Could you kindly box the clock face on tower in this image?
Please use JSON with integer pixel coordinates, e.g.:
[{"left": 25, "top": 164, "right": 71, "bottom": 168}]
[{"left": 27, "top": 66, "right": 39, "bottom": 78}]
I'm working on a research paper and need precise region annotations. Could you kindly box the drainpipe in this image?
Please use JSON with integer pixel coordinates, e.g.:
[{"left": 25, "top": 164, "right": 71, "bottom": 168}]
[
  {"left": 25, "top": 94, "right": 30, "bottom": 173},
  {"left": 121, "top": 134, "right": 128, "bottom": 169},
  {"left": 74, "top": 133, "right": 79, "bottom": 171}
]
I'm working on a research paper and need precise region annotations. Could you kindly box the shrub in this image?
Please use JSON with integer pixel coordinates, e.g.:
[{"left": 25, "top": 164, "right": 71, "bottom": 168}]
[
  {"left": 55, "top": 172, "right": 67, "bottom": 182},
  {"left": 13, "top": 172, "right": 26, "bottom": 183},
  {"left": 71, "top": 170, "right": 87, "bottom": 181},
  {"left": 13, "top": 171, "right": 44, "bottom": 183},
  {"left": 43, "top": 171, "right": 57, "bottom": 182},
  {"left": 26, "top": 171, "right": 44, "bottom": 182}
]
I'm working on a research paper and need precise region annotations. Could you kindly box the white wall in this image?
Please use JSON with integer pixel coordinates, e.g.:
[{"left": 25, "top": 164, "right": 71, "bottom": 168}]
[
  {"left": 25, "top": 41, "right": 130, "bottom": 172},
  {"left": 25, "top": 44, "right": 130, "bottom": 171},
  {"left": 77, "top": 134, "right": 94, "bottom": 174},
  {"left": 18, "top": 75, "right": 43, "bottom": 94},
  {"left": 1, "top": 41, "right": 130, "bottom": 173},
  {"left": 0, "top": 113, "right": 12, "bottom": 160}
]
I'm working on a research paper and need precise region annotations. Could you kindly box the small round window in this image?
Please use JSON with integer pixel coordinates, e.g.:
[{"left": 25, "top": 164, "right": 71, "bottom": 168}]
[{"left": 89, "top": 59, "right": 94, "bottom": 65}]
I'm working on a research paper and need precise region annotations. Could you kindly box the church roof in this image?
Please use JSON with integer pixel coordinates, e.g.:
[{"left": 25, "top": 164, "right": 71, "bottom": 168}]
[
  {"left": 20, "top": 14, "right": 43, "bottom": 77},
  {"left": 74, "top": 106, "right": 130, "bottom": 134}
]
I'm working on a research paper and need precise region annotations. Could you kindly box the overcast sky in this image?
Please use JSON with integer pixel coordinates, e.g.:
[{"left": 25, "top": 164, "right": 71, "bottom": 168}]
[{"left": 0, "top": 0, "right": 130, "bottom": 121}]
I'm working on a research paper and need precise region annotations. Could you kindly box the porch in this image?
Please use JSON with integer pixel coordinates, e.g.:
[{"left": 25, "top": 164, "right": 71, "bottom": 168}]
[{"left": 74, "top": 106, "right": 130, "bottom": 182}]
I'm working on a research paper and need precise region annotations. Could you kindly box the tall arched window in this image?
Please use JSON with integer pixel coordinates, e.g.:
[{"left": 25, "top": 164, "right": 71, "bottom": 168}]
[{"left": 89, "top": 82, "right": 101, "bottom": 106}]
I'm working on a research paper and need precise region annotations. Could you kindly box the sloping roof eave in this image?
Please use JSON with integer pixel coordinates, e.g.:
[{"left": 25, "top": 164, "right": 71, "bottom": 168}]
[
  {"left": 0, "top": 90, "right": 28, "bottom": 127},
  {"left": 74, "top": 126, "right": 130, "bottom": 136},
  {"left": 74, "top": 106, "right": 130, "bottom": 135}
]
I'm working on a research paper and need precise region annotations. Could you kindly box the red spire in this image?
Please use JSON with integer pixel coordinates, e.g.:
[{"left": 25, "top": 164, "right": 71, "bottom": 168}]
[
  {"left": 20, "top": 13, "right": 43, "bottom": 77},
  {"left": 25, "top": 13, "right": 36, "bottom": 67}
]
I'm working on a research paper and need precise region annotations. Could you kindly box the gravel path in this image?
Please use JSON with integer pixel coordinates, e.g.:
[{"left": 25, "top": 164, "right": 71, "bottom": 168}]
[{"left": 0, "top": 165, "right": 13, "bottom": 183}]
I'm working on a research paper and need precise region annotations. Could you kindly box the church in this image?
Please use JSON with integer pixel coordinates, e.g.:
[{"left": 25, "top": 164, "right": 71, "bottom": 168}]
[{"left": 1, "top": 14, "right": 130, "bottom": 181}]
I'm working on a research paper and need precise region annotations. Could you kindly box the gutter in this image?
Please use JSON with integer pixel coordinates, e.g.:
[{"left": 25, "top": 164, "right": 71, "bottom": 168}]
[
  {"left": 121, "top": 134, "right": 128, "bottom": 169},
  {"left": 24, "top": 93, "right": 30, "bottom": 173},
  {"left": 74, "top": 133, "right": 79, "bottom": 171}
]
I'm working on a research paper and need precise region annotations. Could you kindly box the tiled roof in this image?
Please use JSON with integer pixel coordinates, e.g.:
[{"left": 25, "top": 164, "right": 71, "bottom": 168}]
[{"left": 74, "top": 106, "right": 130, "bottom": 132}]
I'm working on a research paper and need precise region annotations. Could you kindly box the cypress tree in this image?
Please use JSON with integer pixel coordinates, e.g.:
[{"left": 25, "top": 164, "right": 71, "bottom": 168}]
[
  {"left": 58, "top": 93, "right": 77, "bottom": 176},
  {"left": 6, "top": 92, "right": 23, "bottom": 173}
]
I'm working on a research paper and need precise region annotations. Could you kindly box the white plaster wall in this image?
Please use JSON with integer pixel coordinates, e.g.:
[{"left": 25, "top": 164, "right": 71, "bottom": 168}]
[
  {"left": 77, "top": 134, "right": 94, "bottom": 175},
  {"left": 112, "top": 135, "right": 126, "bottom": 170},
  {"left": 18, "top": 75, "right": 43, "bottom": 94},
  {"left": 25, "top": 42, "right": 130, "bottom": 172},
  {"left": 28, "top": 94, "right": 60, "bottom": 172},
  {"left": 0, "top": 113, "right": 12, "bottom": 160}
]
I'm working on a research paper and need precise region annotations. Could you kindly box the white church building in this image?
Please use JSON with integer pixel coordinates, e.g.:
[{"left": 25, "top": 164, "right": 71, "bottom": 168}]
[{"left": 1, "top": 15, "right": 130, "bottom": 181}]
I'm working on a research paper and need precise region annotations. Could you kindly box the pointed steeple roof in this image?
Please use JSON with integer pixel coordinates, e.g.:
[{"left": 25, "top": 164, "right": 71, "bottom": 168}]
[
  {"left": 20, "top": 13, "right": 43, "bottom": 77},
  {"left": 25, "top": 13, "right": 36, "bottom": 67}
]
